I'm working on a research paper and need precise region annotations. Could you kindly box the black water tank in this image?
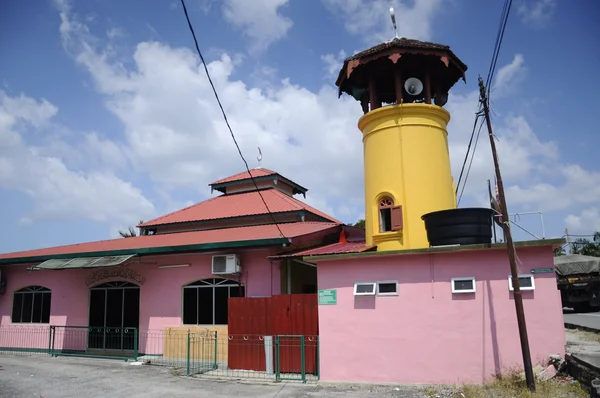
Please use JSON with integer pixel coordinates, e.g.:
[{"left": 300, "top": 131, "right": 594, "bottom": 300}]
[{"left": 421, "top": 208, "right": 494, "bottom": 246}]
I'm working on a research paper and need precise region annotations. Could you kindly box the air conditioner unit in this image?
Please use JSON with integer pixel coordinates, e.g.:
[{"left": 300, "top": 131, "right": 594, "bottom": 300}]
[{"left": 212, "top": 254, "right": 241, "bottom": 275}]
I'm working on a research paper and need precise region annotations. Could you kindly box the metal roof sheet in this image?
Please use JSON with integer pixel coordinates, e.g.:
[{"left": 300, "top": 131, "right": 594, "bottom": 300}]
[
  {"left": 140, "top": 188, "right": 340, "bottom": 227},
  {"left": 32, "top": 254, "right": 136, "bottom": 270},
  {"left": 269, "top": 242, "right": 375, "bottom": 260},
  {"left": 210, "top": 168, "right": 277, "bottom": 185},
  {"left": 0, "top": 222, "right": 340, "bottom": 263}
]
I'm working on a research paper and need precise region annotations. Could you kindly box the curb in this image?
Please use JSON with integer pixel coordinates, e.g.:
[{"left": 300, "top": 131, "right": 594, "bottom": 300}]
[
  {"left": 566, "top": 354, "right": 600, "bottom": 395},
  {"left": 565, "top": 323, "right": 600, "bottom": 334}
]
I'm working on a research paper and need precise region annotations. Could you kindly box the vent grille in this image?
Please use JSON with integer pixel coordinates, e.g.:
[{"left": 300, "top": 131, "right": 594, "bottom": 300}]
[{"left": 212, "top": 256, "right": 227, "bottom": 273}]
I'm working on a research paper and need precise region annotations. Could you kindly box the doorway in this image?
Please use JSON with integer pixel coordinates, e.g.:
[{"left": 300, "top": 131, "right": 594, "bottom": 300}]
[{"left": 88, "top": 282, "right": 140, "bottom": 352}]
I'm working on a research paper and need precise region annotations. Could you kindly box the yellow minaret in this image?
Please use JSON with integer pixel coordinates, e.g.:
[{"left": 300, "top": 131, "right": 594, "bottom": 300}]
[{"left": 335, "top": 38, "right": 468, "bottom": 251}]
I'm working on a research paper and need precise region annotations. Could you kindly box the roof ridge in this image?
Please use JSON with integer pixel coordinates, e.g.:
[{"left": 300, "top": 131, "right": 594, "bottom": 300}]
[
  {"left": 269, "top": 189, "right": 304, "bottom": 210},
  {"left": 209, "top": 168, "right": 278, "bottom": 186}
]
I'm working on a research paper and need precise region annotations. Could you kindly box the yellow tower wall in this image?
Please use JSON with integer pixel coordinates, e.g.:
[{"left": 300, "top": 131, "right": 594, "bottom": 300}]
[{"left": 359, "top": 103, "right": 457, "bottom": 251}]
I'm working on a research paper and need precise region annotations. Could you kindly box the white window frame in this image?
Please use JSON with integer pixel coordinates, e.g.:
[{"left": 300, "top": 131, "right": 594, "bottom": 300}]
[
  {"left": 353, "top": 282, "right": 376, "bottom": 296},
  {"left": 508, "top": 274, "right": 535, "bottom": 291},
  {"left": 451, "top": 277, "right": 476, "bottom": 294},
  {"left": 376, "top": 281, "right": 398, "bottom": 296}
]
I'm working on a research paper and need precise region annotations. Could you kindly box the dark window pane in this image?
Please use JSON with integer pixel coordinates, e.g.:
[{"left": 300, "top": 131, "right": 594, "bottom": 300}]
[
  {"left": 197, "top": 288, "right": 213, "bottom": 325},
  {"left": 380, "top": 209, "right": 392, "bottom": 232},
  {"left": 214, "top": 287, "right": 229, "bottom": 325},
  {"left": 229, "top": 284, "right": 245, "bottom": 298},
  {"left": 356, "top": 284, "right": 374, "bottom": 294},
  {"left": 41, "top": 293, "right": 51, "bottom": 323},
  {"left": 519, "top": 277, "right": 533, "bottom": 288},
  {"left": 454, "top": 279, "right": 474, "bottom": 291},
  {"left": 123, "top": 288, "right": 140, "bottom": 329},
  {"left": 105, "top": 289, "right": 123, "bottom": 328},
  {"left": 89, "top": 289, "right": 106, "bottom": 328},
  {"left": 378, "top": 283, "right": 397, "bottom": 294},
  {"left": 21, "top": 293, "right": 33, "bottom": 323},
  {"left": 12, "top": 293, "right": 23, "bottom": 323},
  {"left": 183, "top": 288, "right": 198, "bottom": 325},
  {"left": 32, "top": 293, "right": 42, "bottom": 323}
]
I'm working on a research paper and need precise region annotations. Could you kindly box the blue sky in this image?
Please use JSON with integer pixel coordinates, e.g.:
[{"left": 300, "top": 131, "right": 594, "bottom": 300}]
[{"left": 0, "top": 0, "right": 599, "bottom": 253}]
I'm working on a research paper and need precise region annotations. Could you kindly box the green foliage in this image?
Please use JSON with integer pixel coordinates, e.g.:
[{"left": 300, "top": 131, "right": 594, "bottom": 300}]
[
  {"left": 570, "top": 232, "right": 600, "bottom": 257},
  {"left": 351, "top": 219, "right": 365, "bottom": 228},
  {"left": 118, "top": 220, "right": 146, "bottom": 238}
]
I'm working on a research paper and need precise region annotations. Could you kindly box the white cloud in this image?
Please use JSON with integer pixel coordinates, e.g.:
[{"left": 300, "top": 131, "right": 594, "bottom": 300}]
[
  {"left": 492, "top": 54, "right": 527, "bottom": 98},
  {"left": 506, "top": 165, "right": 600, "bottom": 212},
  {"left": 222, "top": 0, "right": 293, "bottom": 53},
  {"left": 321, "top": 50, "right": 347, "bottom": 79},
  {"left": 565, "top": 208, "right": 600, "bottom": 235},
  {"left": 322, "top": 0, "right": 443, "bottom": 44},
  {"left": 0, "top": 91, "right": 57, "bottom": 128},
  {"left": 106, "top": 27, "right": 125, "bottom": 39},
  {"left": 517, "top": 0, "right": 557, "bottom": 29},
  {"left": 0, "top": 89, "right": 155, "bottom": 228}
]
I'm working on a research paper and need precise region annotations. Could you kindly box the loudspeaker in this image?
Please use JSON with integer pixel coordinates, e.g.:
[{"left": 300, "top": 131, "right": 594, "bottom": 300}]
[{"left": 404, "top": 77, "right": 423, "bottom": 96}]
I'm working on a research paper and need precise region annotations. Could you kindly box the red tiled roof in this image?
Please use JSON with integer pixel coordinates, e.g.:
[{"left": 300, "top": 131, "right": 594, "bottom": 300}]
[
  {"left": 269, "top": 241, "right": 375, "bottom": 260},
  {"left": 0, "top": 222, "right": 340, "bottom": 262},
  {"left": 210, "top": 168, "right": 277, "bottom": 185},
  {"left": 140, "top": 188, "right": 341, "bottom": 227}
]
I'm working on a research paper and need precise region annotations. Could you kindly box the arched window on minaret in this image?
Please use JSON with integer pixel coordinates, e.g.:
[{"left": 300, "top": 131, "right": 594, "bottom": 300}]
[{"left": 378, "top": 197, "right": 403, "bottom": 233}]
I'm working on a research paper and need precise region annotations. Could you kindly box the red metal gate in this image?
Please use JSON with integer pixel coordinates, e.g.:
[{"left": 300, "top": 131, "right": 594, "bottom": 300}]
[{"left": 227, "top": 294, "right": 318, "bottom": 374}]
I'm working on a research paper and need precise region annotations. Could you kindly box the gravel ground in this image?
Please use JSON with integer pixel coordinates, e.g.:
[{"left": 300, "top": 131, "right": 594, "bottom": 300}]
[{"left": 0, "top": 355, "right": 428, "bottom": 398}]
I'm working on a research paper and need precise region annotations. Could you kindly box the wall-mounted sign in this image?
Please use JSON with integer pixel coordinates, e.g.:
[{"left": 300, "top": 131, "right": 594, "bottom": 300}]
[
  {"left": 85, "top": 265, "right": 146, "bottom": 287},
  {"left": 318, "top": 289, "right": 337, "bottom": 305},
  {"left": 530, "top": 267, "right": 554, "bottom": 274}
]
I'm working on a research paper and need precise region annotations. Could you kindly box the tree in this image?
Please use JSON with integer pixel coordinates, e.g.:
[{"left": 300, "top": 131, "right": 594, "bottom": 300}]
[
  {"left": 553, "top": 245, "right": 566, "bottom": 257},
  {"left": 351, "top": 219, "right": 365, "bottom": 228},
  {"left": 570, "top": 232, "right": 600, "bottom": 257},
  {"left": 118, "top": 220, "right": 146, "bottom": 238}
]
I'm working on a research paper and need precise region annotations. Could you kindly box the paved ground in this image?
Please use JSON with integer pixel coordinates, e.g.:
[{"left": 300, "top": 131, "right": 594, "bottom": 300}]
[
  {"left": 566, "top": 328, "right": 600, "bottom": 371},
  {"left": 0, "top": 355, "right": 429, "bottom": 398},
  {"left": 565, "top": 311, "right": 600, "bottom": 330}
]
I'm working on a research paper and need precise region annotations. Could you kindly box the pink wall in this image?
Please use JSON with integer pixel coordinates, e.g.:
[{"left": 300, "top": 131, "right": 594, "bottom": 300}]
[
  {"left": 0, "top": 248, "right": 280, "bottom": 352},
  {"left": 316, "top": 245, "right": 566, "bottom": 385}
]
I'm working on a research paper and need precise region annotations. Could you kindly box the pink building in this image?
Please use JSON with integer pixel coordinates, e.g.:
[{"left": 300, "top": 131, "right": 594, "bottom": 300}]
[{"left": 308, "top": 243, "right": 565, "bottom": 384}]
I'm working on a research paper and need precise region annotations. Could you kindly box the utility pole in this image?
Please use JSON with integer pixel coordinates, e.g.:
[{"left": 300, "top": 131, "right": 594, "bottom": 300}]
[
  {"left": 487, "top": 179, "right": 498, "bottom": 243},
  {"left": 478, "top": 76, "right": 536, "bottom": 392}
]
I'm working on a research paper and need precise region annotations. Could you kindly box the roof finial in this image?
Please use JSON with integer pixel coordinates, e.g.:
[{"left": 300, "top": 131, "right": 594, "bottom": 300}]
[
  {"left": 389, "top": 7, "right": 399, "bottom": 40},
  {"left": 257, "top": 147, "right": 263, "bottom": 169}
]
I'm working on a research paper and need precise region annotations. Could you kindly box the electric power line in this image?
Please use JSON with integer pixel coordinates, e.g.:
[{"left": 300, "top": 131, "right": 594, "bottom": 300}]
[
  {"left": 457, "top": 117, "right": 485, "bottom": 204},
  {"left": 455, "top": 0, "right": 513, "bottom": 203},
  {"left": 179, "top": 0, "right": 289, "bottom": 242}
]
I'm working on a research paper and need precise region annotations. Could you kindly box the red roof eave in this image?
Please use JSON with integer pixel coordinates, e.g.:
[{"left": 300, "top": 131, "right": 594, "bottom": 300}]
[
  {"left": 268, "top": 241, "right": 375, "bottom": 260},
  {"left": 0, "top": 222, "right": 340, "bottom": 265}
]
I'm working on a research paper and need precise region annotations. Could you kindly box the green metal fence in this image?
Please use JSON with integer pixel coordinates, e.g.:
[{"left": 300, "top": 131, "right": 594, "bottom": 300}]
[
  {"left": 49, "top": 326, "right": 139, "bottom": 361},
  {"left": 275, "top": 335, "right": 306, "bottom": 383},
  {"left": 0, "top": 326, "right": 318, "bottom": 381}
]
